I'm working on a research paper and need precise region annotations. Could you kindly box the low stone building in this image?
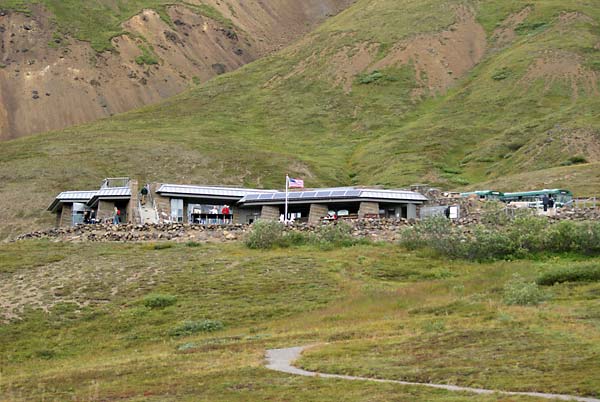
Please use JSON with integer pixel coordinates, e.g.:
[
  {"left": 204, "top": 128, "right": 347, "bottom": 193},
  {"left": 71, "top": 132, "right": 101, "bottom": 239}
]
[
  {"left": 48, "top": 178, "right": 136, "bottom": 226},
  {"left": 49, "top": 180, "right": 428, "bottom": 227}
]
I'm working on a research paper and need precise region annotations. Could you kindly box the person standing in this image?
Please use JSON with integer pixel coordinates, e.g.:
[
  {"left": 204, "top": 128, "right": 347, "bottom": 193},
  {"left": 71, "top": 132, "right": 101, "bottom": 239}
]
[
  {"left": 113, "top": 207, "right": 120, "bottom": 225},
  {"left": 542, "top": 194, "right": 550, "bottom": 212},
  {"left": 221, "top": 204, "right": 231, "bottom": 224},
  {"left": 140, "top": 185, "right": 149, "bottom": 205}
]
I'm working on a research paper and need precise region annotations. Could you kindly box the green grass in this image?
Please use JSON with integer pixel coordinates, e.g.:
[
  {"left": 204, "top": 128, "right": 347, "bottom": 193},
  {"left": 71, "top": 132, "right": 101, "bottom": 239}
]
[
  {"left": 135, "top": 43, "right": 159, "bottom": 65},
  {"left": 1, "top": 241, "right": 599, "bottom": 400}
]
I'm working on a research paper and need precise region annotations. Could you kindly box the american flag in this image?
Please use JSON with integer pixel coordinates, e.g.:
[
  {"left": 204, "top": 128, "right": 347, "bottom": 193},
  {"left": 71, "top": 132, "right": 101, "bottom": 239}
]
[{"left": 288, "top": 177, "right": 304, "bottom": 188}]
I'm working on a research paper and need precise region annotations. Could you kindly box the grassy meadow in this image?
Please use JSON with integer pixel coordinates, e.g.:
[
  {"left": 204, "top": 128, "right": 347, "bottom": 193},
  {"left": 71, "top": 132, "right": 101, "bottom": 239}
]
[{"left": 1, "top": 240, "right": 599, "bottom": 400}]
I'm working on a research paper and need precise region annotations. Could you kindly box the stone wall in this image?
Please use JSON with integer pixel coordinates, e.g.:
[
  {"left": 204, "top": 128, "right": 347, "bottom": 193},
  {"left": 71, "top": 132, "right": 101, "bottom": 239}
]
[
  {"left": 97, "top": 200, "right": 115, "bottom": 221},
  {"left": 127, "top": 179, "right": 140, "bottom": 224},
  {"left": 58, "top": 204, "right": 72, "bottom": 227},
  {"left": 308, "top": 203, "right": 329, "bottom": 225},
  {"left": 16, "top": 208, "right": 600, "bottom": 244},
  {"left": 260, "top": 205, "right": 280, "bottom": 221},
  {"left": 151, "top": 183, "right": 171, "bottom": 222},
  {"left": 358, "top": 202, "right": 379, "bottom": 218}
]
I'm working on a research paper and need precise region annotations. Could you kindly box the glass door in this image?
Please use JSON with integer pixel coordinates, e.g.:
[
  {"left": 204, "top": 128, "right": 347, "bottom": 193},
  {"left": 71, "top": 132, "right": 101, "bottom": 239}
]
[{"left": 170, "top": 199, "right": 184, "bottom": 223}]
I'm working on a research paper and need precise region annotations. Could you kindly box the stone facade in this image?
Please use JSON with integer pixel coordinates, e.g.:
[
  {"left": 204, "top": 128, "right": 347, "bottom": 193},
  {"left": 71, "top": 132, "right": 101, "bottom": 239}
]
[
  {"left": 151, "top": 183, "right": 171, "bottom": 222},
  {"left": 308, "top": 203, "right": 329, "bottom": 225},
  {"left": 260, "top": 205, "right": 280, "bottom": 221},
  {"left": 58, "top": 204, "right": 72, "bottom": 227},
  {"left": 127, "top": 179, "right": 140, "bottom": 225},
  {"left": 97, "top": 200, "right": 115, "bottom": 221},
  {"left": 358, "top": 201, "right": 379, "bottom": 218}
]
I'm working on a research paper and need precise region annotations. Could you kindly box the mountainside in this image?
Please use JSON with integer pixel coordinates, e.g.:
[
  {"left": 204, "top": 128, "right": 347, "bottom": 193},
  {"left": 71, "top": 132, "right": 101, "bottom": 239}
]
[
  {"left": 1, "top": 0, "right": 600, "bottom": 238},
  {"left": 0, "top": 0, "right": 353, "bottom": 140}
]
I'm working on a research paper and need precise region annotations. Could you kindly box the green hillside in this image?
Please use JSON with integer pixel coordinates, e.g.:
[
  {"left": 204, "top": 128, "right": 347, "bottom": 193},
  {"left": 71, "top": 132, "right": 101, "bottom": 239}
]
[
  {"left": 1, "top": 0, "right": 600, "bottom": 237},
  {"left": 0, "top": 0, "right": 230, "bottom": 51}
]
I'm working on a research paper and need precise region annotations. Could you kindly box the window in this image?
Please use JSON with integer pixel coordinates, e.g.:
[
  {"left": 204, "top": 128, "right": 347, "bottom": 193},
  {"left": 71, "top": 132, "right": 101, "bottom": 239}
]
[
  {"left": 171, "top": 199, "right": 184, "bottom": 223},
  {"left": 72, "top": 203, "right": 87, "bottom": 226}
]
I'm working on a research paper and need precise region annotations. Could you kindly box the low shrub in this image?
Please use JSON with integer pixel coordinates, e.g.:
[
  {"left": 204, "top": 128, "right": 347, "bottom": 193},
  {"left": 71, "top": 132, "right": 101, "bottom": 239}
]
[
  {"left": 357, "top": 70, "right": 384, "bottom": 84},
  {"left": 34, "top": 349, "right": 56, "bottom": 360},
  {"left": 152, "top": 243, "right": 173, "bottom": 250},
  {"left": 503, "top": 274, "right": 547, "bottom": 306},
  {"left": 244, "top": 220, "right": 285, "bottom": 249},
  {"left": 492, "top": 67, "right": 511, "bottom": 81},
  {"left": 544, "top": 221, "right": 600, "bottom": 255},
  {"left": 170, "top": 320, "right": 224, "bottom": 337},
  {"left": 537, "top": 265, "right": 600, "bottom": 286},
  {"left": 185, "top": 241, "right": 201, "bottom": 247},
  {"left": 515, "top": 21, "right": 547, "bottom": 35},
  {"left": 399, "top": 215, "right": 600, "bottom": 260},
  {"left": 143, "top": 294, "right": 177, "bottom": 309},
  {"left": 246, "top": 220, "right": 363, "bottom": 249},
  {"left": 560, "top": 156, "right": 588, "bottom": 166},
  {"left": 312, "top": 222, "right": 354, "bottom": 246}
]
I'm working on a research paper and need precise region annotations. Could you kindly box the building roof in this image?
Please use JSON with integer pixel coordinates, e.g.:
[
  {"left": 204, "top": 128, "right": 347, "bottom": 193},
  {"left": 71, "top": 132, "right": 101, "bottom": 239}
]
[
  {"left": 156, "top": 184, "right": 277, "bottom": 199},
  {"left": 88, "top": 187, "right": 132, "bottom": 207},
  {"left": 48, "top": 190, "right": 98, "bottom": 212},
  {"left": 239, "top": 187, "right": 428, "bottom": 205}
]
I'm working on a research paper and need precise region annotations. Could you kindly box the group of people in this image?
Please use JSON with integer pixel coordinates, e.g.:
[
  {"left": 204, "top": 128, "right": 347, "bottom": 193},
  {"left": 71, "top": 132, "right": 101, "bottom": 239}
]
[
  {"left": 542, "top": 194, "right": 555, "bottom": 212},
  {"left": 81, "top": 208, "right": 121, "bottom": 225},
  {"left": 193, "top": 205, "right": 231, "bottom": 224},
  {"left": 82, "top": 209, "right": 99, "bottom": 224}
]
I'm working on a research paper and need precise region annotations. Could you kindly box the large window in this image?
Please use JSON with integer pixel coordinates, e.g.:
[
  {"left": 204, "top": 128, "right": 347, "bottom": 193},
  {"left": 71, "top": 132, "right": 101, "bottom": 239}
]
[
  {"left": 72, "top": 203, "right": 87, "bottom": 226},
  {"left": 171, "top": 199, "right": 184, "bottom": 223}
]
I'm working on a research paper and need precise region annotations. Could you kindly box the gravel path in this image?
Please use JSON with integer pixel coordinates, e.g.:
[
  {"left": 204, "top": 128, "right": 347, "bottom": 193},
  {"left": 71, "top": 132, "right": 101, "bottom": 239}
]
[{"left": 265, "top": 346, "right": 600, "bottom": 402}]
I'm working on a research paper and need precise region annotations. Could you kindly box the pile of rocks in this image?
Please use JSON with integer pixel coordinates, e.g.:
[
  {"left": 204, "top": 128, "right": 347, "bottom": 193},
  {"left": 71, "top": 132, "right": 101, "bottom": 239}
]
[
  {"left": 550, "top": 207, "right": 600, "bottom": 221},
  {"left": 16, "top": 223, "right": 249, "bottom": 243},
  {"left": 14, "top": 208, "right": 600, "bottom": 244}
]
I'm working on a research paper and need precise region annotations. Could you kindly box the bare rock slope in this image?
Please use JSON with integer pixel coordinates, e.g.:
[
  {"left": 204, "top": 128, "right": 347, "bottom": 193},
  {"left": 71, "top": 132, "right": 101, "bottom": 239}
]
[{"left": 0, "top": 0, "right": 352, "bottom": 140}]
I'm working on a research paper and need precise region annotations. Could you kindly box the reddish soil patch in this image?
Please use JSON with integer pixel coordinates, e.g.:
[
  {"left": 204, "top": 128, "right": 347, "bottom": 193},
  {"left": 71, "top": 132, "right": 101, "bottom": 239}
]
[
  {"left": 372, "top": 6, "right": 487, "bottom": 97},
  {"left": 491, "top": 6, "right": 532, "bottom": 48},
  {"left": 561, "top": 128, "right": 600, "bottom": 162},
  {"left": 519, "top": 51, "right": 599, "bottom": 99},
  {"left": 0, "top": 0, "right": 353, "bottom": 140}
]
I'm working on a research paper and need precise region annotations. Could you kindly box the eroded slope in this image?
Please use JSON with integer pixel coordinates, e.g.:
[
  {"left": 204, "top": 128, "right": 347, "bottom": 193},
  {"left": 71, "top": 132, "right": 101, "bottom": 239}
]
[{"left": 0, "top": 0, "right": 353, "bottom": 139}]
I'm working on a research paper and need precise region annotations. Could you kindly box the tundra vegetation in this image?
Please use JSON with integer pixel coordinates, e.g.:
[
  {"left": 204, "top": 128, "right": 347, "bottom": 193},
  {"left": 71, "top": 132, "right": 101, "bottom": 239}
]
[{"left": 1, "top": 236, "right": 599, "bottom": 400}]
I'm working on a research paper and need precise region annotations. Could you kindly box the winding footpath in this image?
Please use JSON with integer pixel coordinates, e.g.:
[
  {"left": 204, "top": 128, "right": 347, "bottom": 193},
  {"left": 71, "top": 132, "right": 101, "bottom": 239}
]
[{"left": 265, "top": 346, "right": 600, "bottom": 402}]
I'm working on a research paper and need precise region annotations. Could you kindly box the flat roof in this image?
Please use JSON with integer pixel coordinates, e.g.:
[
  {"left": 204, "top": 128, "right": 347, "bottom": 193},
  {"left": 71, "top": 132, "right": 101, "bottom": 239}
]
[
  {"left": 156, "top": 184, "right": 277, "bottom": 199},
  {"left": 239, "top": 187, "right": 428, "bottom": 205},
  {"left": 88, "top": 187, "right": 132, "bottom": 207},
  {"left": 48, "top": 190, "right": 98, "bottom": 212}
]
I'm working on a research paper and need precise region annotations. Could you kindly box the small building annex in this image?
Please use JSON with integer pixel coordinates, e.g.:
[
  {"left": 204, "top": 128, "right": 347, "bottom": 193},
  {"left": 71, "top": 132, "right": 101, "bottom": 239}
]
[{"left": 49, "top": 178, "right": 428, "bottom": 227}]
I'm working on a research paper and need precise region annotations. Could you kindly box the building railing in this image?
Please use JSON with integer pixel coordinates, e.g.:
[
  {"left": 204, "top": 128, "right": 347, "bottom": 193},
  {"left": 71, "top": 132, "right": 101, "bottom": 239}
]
[
  {"left": 572, "top": 197, "right": 598, "bottom": 209},
  {"left": 101, "top": 177, "right": 130, "bottom": 189}
]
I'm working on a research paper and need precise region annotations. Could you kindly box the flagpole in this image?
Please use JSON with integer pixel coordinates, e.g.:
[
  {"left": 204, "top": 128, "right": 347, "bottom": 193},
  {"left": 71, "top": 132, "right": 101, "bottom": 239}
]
[{"left": 285, "top": 175, "right": 289, "bottom": 224}]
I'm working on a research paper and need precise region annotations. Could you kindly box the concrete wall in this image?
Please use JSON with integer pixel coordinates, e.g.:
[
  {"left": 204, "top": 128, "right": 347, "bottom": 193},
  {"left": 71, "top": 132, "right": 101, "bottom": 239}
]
[
  {"left": 358, "top": 201, "right": 379, "bottom": 218},
  {"left": 260, "top": 205, "right": 280, "bottom": 221},
  {"left": 58, "top": 204, "right": 72, "bottom": 227},
  {"left": 308, "top": 203, "right": 329, "bottom": 225},
  {"left": 407, "top": 203, "right": 417, "bottom": 220},
  {"left": 234, "top": 206, "right": 262, "bottom": 224}
]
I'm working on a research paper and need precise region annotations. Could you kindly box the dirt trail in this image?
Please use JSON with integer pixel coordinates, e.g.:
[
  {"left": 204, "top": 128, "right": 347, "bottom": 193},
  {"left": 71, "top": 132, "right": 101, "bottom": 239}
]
[
  {"left": 266, "top": 345, "right": 600, "bottom": 402},
  {"left": 0, "top": 0, "right": 353, "bottom": 140}
]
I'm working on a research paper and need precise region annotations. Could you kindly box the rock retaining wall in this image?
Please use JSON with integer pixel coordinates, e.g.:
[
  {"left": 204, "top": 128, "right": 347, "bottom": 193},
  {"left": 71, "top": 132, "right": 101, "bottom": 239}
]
[{"left": 14, "top": 207, "right": 600, "bottom": 244}]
